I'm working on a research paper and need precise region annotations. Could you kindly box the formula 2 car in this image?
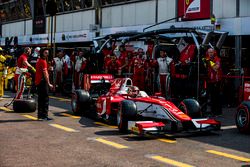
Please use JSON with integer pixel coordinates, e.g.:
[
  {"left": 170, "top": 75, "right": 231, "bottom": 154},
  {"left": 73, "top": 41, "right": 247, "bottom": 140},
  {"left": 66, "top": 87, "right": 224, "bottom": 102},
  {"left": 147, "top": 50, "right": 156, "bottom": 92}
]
[{"left": 71, "top": 74, "right": 221, "bottom": 135}]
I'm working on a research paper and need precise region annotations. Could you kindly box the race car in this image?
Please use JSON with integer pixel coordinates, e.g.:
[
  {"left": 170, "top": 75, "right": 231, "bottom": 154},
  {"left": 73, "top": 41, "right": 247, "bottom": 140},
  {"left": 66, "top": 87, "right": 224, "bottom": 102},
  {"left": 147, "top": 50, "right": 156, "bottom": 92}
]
[
  {"left": 235, "top": 78, "right": 250, "bottom": 133},
  {"left": 71, "top": 74, "right": 221, "bottom": 135}
]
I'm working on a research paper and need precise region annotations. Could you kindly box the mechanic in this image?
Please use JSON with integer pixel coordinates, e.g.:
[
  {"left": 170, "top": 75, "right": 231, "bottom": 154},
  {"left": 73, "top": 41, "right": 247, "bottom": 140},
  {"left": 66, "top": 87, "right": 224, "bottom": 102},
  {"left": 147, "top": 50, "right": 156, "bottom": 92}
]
[
  {"left": 0, "top": 47, "right": 8, "bottom": 97},
  {"left": 156, "top": 49, "right": 173, "bottom": 97},
  {"left": 74, "top": 49, "right": 87, "bottom": 89},
  {"left": 29, "top": 47, "right": 41, "bottom": 67},
  {"left": 105, "top": 54, "right": 122, "bottom": 77},
  {"left": 35, "top": 48, "right": 54, "bottom": 120},
  {"left": 118, "top": 45, "right": 129, "bottom": 74},
  {"left": 204, "top": 48, "right": 223, "bottom": 116},
  {"left": 61, "top": 49, "right": 71, "bottom": 80},
  {"left": 14, "top": 47, "right": 36, "bottom": 99},
  {"left": 130, "top": 57, "right": 145, "bottom": 90},
  {"left": 29, "top": 47, "right": 41, "bottom": 96},
  {"left": 52, "top": 52, "right": 64, "bottom": 92},
  {"left": 103, "top": 47, "right": 112, "bottom": 72}
]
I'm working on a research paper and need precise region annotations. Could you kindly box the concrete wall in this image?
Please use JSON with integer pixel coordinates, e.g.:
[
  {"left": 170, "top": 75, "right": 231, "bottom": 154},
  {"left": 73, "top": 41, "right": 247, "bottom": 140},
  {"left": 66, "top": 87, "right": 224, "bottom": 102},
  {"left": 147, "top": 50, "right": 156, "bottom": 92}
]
[
  {"left": 2, "top": 20, "right": 32, "bottom": 37},
  {"left": 55, "top": 10, "right": 95, "bottom": 33},
  {"left": 157, "top": 0, "right": 176, "bottom": 23},
  {"left": 240, "top": 0, "right": 250, "bottom": 16},
  {"left": 2, "top": 10, "right": 95, "bottom": 37},
  {"left": 102, "top": 0, "right": 156, "bottom": 28},
  {"left": 213, "top": 0, "right": 236, "bottom": 18}
]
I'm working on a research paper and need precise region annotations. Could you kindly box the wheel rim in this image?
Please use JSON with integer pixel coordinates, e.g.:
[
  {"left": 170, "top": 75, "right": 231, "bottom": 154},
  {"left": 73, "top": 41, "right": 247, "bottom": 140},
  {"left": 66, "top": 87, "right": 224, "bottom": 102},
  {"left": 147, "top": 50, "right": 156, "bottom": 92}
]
[
  {"left": 237, "top": 108, "right": 248, "bottom": 127},
  {"left": 71, "top": 94, "right": 77, "bottom": 113}
]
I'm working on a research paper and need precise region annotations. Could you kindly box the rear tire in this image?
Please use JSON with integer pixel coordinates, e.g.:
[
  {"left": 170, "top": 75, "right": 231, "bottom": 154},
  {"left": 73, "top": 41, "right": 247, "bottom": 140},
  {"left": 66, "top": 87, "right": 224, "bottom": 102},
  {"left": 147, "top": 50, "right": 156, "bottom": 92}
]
[
  {"left": 236, "top": 101, "right": 250, "bottom": 133},
  {"left": 179, "top": 99, "right": 201, "bottom": 118},
  {"left": 117, "top": 100, "right": 137, "bottom": 133},
  {"left": 13, "top": 98, "right": 36, "bottom": 113},
  {"left": 71, "top": 89, "right": 90, "bottom": 115}
]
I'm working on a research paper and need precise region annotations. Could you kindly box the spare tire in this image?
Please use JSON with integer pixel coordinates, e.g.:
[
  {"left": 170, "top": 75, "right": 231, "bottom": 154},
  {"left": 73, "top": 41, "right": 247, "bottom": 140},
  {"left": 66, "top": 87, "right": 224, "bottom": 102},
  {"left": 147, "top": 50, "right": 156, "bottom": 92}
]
[
  {"left": 71, "top": 89, "right": 90, "bottom": 115},
  {"left": 236, "top": 101, "right": 250, "bottom": 133},
  {"left": 13, "top": 98, "right": 36, "bottom": 113},
  {"left": 117, "top": 100, "right": 137, "bottom": 133},
  {"left": 178, "top": 99, "right": 201, "bottom": 119}
]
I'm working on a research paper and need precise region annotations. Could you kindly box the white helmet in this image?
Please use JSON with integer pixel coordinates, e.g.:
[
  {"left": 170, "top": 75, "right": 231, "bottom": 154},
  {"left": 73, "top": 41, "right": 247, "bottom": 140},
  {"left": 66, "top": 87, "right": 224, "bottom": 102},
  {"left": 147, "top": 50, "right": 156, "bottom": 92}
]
[
  {"left": 33, "top": 47, "right": 41, "bottom": 57},
  {"left": 35, "top": 47, "right": 41, "bottom": 53}
]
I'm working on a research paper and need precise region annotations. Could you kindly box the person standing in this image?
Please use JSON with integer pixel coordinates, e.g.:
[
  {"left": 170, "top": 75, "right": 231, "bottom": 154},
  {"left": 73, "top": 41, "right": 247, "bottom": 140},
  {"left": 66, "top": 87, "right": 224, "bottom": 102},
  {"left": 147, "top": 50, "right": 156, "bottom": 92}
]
[
  {"left": 52, "top": 52, "right": 64, "bottom": 92},
  {"left": 35, "top": 48, "right": 54, "bottom": 120},
  {"left": 156, "top": 49, "right": 173, "bottom": 97},
  {"left": 205, "top": 48, "right": 223, "bottom": 116},
  {"left": 14, "top": 47, "right": 36, "bottom": 99},
  {"left": 74, "top": 50, "right": 87, "bottom": 89},
  {"left": 0, "top": 47, "right": 7, "bottom": 97}
]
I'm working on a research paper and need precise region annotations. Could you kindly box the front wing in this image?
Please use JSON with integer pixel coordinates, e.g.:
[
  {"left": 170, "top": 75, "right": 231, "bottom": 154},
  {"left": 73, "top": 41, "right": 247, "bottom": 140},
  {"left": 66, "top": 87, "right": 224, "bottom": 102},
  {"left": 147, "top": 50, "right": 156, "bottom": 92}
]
[{"left": 128, "top": 118, "right": 221, "bottom": 136}]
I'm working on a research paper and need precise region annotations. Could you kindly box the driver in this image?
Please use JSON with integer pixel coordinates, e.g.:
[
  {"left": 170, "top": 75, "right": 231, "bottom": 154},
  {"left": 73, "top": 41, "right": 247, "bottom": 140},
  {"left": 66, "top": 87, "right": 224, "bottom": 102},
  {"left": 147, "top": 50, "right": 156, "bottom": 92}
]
[{"left": 127, "top": 86, "right": 140, "bottom": 98}]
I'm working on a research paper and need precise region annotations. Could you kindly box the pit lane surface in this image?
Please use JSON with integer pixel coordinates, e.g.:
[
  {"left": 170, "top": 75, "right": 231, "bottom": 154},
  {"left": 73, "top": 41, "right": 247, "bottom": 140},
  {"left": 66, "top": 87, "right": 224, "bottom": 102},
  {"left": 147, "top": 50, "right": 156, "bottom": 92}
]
[{"left": 0, "top": 93, "right": 250, "bottom": 167}]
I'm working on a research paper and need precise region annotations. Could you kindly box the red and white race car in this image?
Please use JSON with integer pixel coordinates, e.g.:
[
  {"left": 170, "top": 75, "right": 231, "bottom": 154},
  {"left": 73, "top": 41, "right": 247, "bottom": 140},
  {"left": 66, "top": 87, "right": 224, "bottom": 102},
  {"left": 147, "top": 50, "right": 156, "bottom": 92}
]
[{"left": 71, "top": 74, "right": 221, "bottom": 135}]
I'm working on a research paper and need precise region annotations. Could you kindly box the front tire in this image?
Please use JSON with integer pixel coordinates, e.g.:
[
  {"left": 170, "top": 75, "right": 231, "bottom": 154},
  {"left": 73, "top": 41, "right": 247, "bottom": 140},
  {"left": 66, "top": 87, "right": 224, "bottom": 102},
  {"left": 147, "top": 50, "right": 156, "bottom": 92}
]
[
  {"left": 179, "top": 99, "right": 201, "bottom": 118},
  {"left": 236, "top": 101, "right": 250, "bottom": 133},
  {"left": 13, "top": 98, "right": 36, "bottom": 113},
  {"left": 117, "top": 100, "right": 137, "bottom": 133}
]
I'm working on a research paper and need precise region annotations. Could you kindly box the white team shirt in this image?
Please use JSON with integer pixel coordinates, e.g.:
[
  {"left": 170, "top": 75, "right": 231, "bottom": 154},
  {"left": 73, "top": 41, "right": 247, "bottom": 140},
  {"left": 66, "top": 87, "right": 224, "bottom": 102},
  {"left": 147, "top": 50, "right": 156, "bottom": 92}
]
[
  {"left": 157, "top": 57, "right": 173, "bottom": 75},
  {"left": 53, "top": 57, "right": 63, "bottom": 72},
  {"left": 75, "top": 56, "right": 86, "bottom": 72},
  {"left": 63, "top": 54, "right": 71, "bottom": 69}
]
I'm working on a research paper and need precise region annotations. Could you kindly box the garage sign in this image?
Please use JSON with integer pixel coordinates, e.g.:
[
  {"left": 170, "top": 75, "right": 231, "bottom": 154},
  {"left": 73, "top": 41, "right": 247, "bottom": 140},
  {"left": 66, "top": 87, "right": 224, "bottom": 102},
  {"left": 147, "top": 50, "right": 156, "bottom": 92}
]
[{"left": 178, "top": 0, "right": 210, "bottom": 20}]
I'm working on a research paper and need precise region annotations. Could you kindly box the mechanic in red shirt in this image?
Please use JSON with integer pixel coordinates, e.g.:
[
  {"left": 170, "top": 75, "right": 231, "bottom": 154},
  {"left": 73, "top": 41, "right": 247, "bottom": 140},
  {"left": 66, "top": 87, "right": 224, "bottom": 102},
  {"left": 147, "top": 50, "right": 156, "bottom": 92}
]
[
  {"left": 130, "top": 50, "right": 146, "bottom": 90},
  {"left": 105, "top": 54, "right": 122, "bottom": 77},
  {"left": 35, "top": 48, "right": 54, "bottom": 120},
  {"left": 204, "top": 48, "right": 223, "bottom": 116},
  {"left": 14, "top": 47, "right": 36, "bottom": 99}
]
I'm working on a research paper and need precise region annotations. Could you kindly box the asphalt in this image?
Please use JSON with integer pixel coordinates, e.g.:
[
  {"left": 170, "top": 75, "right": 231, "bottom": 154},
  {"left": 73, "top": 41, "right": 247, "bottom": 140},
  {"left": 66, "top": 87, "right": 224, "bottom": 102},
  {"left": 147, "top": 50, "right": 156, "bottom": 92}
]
[{"left": 0, "top": 91, "right": 250, "bottom": 167}]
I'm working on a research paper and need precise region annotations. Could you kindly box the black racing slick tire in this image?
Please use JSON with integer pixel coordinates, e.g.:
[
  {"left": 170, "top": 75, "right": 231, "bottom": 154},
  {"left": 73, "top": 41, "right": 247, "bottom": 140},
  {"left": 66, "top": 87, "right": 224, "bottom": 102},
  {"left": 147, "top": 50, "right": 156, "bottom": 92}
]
[
  {"left": 13, "top": 98, "right": 36, "bottom": 113},
  {"left": 71, "top": 89, "right": 90, "bottom": 115},
  {"left": 236, "top": 101, "right": 250, "bottom": 133},
  {"left": 178, "top": 99, "right": 201, "bottom": 119},
  {"left": 117, "top": 100, "right": 137, "bottom": 133}
]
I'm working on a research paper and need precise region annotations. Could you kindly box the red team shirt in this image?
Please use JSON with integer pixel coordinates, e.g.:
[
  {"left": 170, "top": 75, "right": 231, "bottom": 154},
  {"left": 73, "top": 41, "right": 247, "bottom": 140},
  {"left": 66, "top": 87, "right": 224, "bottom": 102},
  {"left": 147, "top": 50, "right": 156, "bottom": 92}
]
[
  {"left": 35, "top": 58, "right": 47, "bottom": 85},
  {"left": 17, "top": 54, "right": 28, "bottom": 68}
]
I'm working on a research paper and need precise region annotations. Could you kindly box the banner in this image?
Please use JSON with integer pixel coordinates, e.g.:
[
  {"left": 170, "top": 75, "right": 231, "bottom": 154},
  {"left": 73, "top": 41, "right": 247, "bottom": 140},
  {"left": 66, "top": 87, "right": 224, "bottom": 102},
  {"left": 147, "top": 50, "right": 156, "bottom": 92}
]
[
  {"left": 55, "top": 30, "right": 93, "bottom": 43},
  {"left": 33, "top": 16, "right": 46, "bottom": 34},
  {"left": 178, "top": 0, "right": 210, "bottom": 20}
]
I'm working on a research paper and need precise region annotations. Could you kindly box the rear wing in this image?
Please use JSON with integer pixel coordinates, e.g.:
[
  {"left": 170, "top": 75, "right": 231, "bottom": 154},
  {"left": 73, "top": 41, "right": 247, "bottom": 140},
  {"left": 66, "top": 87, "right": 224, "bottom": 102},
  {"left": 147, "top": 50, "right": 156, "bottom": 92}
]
[{"left": 83, "top": 74, "right": 114, "bottom": 91}]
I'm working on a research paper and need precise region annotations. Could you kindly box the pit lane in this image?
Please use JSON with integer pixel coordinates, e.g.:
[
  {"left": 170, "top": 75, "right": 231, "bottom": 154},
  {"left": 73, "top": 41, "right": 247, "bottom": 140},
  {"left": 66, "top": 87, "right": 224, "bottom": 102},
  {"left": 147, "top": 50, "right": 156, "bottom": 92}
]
[{"left": 0, "top": 92, "right": 250, "bottom": 167}]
